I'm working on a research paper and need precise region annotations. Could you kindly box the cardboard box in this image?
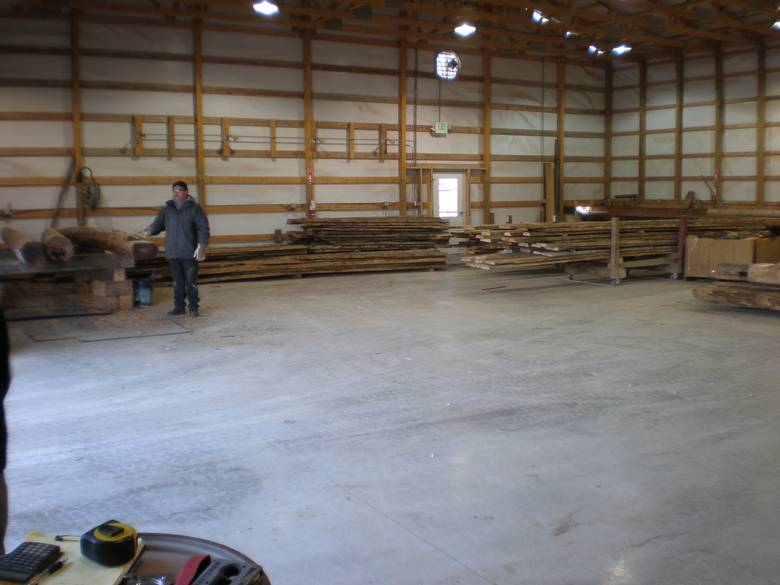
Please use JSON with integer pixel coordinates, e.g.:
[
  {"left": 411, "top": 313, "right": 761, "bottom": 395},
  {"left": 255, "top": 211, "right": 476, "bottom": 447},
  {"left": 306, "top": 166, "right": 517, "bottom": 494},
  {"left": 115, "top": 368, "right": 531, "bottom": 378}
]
[{"left": 685, "top": 236, "right": 780, "bottom": 279}]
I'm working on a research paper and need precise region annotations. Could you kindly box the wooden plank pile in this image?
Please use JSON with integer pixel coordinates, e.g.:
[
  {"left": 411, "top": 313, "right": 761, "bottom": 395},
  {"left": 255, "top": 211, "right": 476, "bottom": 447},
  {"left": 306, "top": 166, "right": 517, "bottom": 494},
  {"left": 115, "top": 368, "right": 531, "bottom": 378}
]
[
  {"left": 287, "top": 217, "right": 450, "bottom": 251},
  {"left": 450, "top": 224, "right": 520, "bottom": 255},
  {"left": 131, "top": 216, "right": 449, "bottom": 284},
  {"left": 693, "top": 262, "right": 780, "bottom": 312},
  {"left": 462, "top": 219, "right": 775, "bottom": 271}
]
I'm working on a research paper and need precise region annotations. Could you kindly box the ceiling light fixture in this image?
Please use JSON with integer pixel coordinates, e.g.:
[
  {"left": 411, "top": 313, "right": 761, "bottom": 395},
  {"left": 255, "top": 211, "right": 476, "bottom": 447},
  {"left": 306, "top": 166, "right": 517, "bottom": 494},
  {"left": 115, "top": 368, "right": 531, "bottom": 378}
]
[
  {"left": 612, "top": 43, "right": 632, "bottom": 56},
  {"left": 532, "top": 9, "right": 549, "bottom": 25},
  {"left": 564, "top": 30, "right": 578, "bottom": 39},
  {"left": 454, "top": 22, "right": 477, "bottom": 37},
  {"left": 253, "top": 0, "right": 279, "bottom": 16},
  {"left": 588, "top": 44, "right": 605, "bottom": 56},
  {"left": 773, "top": 20, "right": 780, "bottom": 29}
]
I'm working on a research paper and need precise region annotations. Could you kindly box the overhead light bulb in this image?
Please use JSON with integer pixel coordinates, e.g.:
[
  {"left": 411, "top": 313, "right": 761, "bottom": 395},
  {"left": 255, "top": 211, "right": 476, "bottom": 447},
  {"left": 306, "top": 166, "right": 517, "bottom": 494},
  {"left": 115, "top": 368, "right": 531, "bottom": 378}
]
[
  {"left": 588, "top": 44, "right": 605, "bottom": 56},
  {"left": 253, "top": 0, "right": 279, "bottom": 16},
  {"left": 565, "top": 31, "right": 578, "bottom": 39},
  {"left": 532, "top": 9, "right": 549, "bottom": 25},
  {"left": 454, "top": 22, "right": 476, "bottom": 37},
  {"left": 612, "top": 43, "right": 632, "bottom": 56},
  {"left": 773, "top": 20, "right": 780, "bottom": 29}
]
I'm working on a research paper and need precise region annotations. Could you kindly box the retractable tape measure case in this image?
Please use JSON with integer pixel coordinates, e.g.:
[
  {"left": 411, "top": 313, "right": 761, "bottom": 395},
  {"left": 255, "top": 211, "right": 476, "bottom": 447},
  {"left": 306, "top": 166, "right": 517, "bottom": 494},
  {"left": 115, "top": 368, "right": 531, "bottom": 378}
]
[{"left": 81, "top": 520, "right": 138, "bottom": 566}]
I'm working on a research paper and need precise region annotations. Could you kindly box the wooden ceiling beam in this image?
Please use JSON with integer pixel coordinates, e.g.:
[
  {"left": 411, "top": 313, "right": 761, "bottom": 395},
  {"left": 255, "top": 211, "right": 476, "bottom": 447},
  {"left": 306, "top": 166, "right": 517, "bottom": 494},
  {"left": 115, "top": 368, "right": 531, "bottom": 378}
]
[
  {"left": 633, "top": 1, "right": 778, "bottom": 38},
  {"left": 69, "top": 0, "right": 609, "bottom": 62},
  {"left": 473, "top": 0, "right": 750, "bottom": 45},
  {"left": 394, "top": 0, "right": 698, "bottom": 51}
]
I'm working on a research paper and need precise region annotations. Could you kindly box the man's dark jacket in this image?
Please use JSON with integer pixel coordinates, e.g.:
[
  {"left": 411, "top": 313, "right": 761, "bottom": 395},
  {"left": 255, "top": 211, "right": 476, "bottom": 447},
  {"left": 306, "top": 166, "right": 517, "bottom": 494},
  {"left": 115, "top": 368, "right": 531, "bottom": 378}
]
[
  {"left": 148, "top": 197, "right": 210, "bottom": 259},
  {"left": 1, "top": 309, "right": 10, "bottom": 472}
]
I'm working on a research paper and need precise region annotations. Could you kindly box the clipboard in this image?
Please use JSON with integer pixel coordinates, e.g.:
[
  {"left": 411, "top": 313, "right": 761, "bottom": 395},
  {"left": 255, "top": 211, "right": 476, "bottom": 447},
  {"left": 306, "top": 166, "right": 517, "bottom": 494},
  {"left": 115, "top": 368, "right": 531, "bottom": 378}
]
[{"left": 19, "top": 531, "right": 144, "bottom": 585}]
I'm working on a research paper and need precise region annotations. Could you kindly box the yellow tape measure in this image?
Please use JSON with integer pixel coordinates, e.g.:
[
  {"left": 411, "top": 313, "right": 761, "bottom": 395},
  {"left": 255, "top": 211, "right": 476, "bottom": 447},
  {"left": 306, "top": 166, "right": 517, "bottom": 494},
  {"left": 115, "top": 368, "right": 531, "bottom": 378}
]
[{"left": 81, "top": 520, "right": 137, "bottom": 566}]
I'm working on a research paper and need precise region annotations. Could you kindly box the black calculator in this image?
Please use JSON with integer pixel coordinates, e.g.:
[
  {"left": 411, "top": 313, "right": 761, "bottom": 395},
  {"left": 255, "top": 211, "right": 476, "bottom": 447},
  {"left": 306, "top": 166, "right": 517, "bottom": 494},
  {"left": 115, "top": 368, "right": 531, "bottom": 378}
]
[{"left": 0, "top": 541, "right": 61, "bottom": 583}]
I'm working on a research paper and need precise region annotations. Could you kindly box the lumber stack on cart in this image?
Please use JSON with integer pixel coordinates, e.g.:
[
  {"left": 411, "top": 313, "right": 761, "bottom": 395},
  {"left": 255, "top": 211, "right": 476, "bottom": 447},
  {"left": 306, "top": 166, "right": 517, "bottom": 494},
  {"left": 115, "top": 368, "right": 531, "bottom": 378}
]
[
  {"left": 693, "top": 262, "right": 780, "bottom": 312},
  {"left": 287, "top": 217, "right": 449, "bottom": 250},
  {"left": 131, "top": 218, "right": 448, "bottom": 284},
  {"left": 462, "top": 219, "right": 776, "bottom": 275},
  {"left": 450, "top": 224, "right": 521, "bottom": 255}
]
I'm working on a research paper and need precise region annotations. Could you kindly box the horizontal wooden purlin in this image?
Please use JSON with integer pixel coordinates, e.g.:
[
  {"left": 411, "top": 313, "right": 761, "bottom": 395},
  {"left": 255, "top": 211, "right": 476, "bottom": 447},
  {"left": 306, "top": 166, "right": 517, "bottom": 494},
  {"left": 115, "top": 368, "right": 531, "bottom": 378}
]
[
  {"left": 0, "top": 113, "right": 607, "bottom": 140},
  {"left": 0, "top": 148, "right": 606, "bottom": 165},
  {"left": 0, "top": 112, "right": 72, "bottom": 121},
  {"left": 609, "top": 123, "right": 763, "bottom": 137},
  {"left": 489, "top": 177, "right": 543, "bottom": 184},
  {"left": 0, "top": 176, "right": 405, "bottom": 186},
  {"left": 0, "top": 147, "right": 74, "bottom": 156},
  {"left": 564, "top": 177, "right": 608, "bottom": 184},
  {"left": 611, "top": 175, "right": 771, "bottom": 182},
  {"left": 407, "top": 164, "right": 485, "bottom": 170},
  {"left": 471, "top": 201, "right": 541, "bottom": 209},
  {"left": 204, "top": 86, "right": 303, "bottom": 98},
  {"left": 0, "top": 44, "right": 610, "bottom": 93},
  {"left": 0, "top": 77, "right": 606, "bottom": 116},
  {"left": 4, "top": 202, "right": 408, "bottom": 219},
  {"left": 616, "top": 70, "right": 764, "bottom": 91}
]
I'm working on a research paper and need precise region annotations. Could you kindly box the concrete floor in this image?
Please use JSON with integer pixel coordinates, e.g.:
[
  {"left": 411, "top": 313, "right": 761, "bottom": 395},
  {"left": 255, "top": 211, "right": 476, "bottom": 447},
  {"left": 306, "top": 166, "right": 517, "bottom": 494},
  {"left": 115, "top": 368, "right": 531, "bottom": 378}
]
[{"left": 4, "top": 267, "right": 780, "bottom": 585}]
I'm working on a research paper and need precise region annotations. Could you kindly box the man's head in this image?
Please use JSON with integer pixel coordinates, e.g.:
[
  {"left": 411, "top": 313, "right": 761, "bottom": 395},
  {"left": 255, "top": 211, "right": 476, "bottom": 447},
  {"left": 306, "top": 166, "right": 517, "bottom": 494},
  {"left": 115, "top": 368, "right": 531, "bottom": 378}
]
[{"left": 171, "top": 181, "right": 189, "bottom": 204}]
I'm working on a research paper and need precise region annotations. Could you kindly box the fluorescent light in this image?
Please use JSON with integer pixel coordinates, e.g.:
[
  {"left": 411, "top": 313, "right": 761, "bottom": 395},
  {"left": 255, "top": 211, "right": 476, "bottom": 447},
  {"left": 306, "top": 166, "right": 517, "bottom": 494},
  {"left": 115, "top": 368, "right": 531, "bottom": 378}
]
[
  {"left": 575, "top": 205, "right": 592, "bottom": 215},
  {"left": 773, "top": 20, "right": 780, "bottom": 29},
  {"left": 565, "top": 31, "right": 578, "bottom": 39},
  {"left": 532, "top": 9, "right": 549, "bottom": 25},
  {"left": 612, "top": 43, "right": 632, "bottom": 56},
  {"left": 253, "top": 0, "right": 279, "bottom": 16},
  {"left": 454, "top": 22, "right": 476, "bottom": 37},
  {"left": 588, "top": 44, "right": 605, "bottom": 56}
]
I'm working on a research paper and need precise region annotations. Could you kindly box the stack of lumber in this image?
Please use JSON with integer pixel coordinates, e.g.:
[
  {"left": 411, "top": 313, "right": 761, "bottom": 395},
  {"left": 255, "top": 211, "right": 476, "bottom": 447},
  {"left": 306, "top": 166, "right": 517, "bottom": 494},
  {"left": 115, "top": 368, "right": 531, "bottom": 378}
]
[
  {"left": 130, "top": 244, "right": 446, "bottom": 284},
  {"left": 463, "top": 219, "right": 776, "bottom": 271},
  {"left": 287, "top": 217, "right": 449, "bottom": 250},
  {"left": 694, "top": 263, "right": 780, "bottom": 312},
  {"left": 449, "top": 224, "right": 522, "bottom": 255}
]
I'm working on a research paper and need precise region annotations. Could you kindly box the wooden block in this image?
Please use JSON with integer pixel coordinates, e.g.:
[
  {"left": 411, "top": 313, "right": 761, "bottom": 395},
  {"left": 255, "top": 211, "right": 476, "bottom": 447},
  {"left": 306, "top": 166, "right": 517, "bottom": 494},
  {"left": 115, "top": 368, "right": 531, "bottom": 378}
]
[
  {"left": 93, "top": 280, "right": 133, "bottom": 297},
  {"left": 94, "top": 295, "right": 119, "bottom": 311},
  {"left": 113, "top": 268, "right": 126, "bottom": 282},
  {"left": 118, "top": 293, "right": 134, "bottom": 310},
  {"left": 75, "top": 282, "right": 92, "bottom": 294}
]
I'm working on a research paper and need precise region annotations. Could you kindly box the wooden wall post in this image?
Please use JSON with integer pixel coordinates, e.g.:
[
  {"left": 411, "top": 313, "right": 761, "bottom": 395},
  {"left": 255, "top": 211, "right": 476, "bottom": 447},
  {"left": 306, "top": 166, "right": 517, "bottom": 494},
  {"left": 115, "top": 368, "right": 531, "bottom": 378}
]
[
  {"left": 604, "top": 63, "right": 613, "bottom": 202},
  {"left": 482, "top": 49, "right": 492, "bottom": 224},
  {"left": 464, "top": 169, "right": 472, "bottom": 223},
  {"left": 70, "top": 10, "right": 85, "bottom": 226},
  {"left": 166, "top": 116, "right": 176, "bottom": 160},
  {"left": 303, "top": 30, "right": 315, "bottom": 213},
  {"left": 193, "top": 18, "right": 207, "bottom": 206},
  {"left": 714, "top": 46, "right": 724, "bottom": 203},
  {"left": 638, "top": 59, "right": 647, "bottom": 202},
  {"left": 757, "top": 42, "right": 766, "bottom": 204},
  {"left": 398, "top": 38, "right": 407, "bottom": 216},
  {"left": 269, "top": 119, "right": 277, "bottom": 159},
  {"left": 674, "top": 54, "right": 684, "bottom": 203},
  {"left": 557, "top": 58, "right": 565, "bottom": 219}
]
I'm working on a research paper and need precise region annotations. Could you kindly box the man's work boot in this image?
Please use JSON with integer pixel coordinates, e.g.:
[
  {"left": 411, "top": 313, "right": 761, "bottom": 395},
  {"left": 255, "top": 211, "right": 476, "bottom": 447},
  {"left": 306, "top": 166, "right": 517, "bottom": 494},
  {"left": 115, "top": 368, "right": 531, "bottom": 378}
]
[{"left": 189, "top": 308, "right": 199, "bottom": 318}]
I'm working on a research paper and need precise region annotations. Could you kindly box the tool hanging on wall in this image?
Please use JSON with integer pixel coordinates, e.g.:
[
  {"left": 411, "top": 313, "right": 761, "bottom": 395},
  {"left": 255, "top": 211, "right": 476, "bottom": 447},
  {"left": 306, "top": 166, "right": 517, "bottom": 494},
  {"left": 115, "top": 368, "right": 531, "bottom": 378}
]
[
  {"left": 51, "top": 161, "right": 101, "bottom": 227},
  {"left": 77, "top": 166, "right": 101, "bottom": 210}
]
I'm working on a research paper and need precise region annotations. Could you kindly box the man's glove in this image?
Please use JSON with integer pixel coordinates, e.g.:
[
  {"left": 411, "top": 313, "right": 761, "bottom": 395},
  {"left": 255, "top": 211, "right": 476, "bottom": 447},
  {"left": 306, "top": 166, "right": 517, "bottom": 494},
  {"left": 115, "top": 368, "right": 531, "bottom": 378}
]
[{"left": 194, "top": 243, "right": 207, "bottom": 262}]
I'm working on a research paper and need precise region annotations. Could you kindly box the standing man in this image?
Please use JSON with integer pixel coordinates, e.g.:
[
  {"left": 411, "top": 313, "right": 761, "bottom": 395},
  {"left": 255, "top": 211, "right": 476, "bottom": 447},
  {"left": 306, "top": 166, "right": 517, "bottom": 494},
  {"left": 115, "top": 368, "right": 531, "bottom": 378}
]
[{"left": 142, "top": 181, "right": 210, "bottom": 317}]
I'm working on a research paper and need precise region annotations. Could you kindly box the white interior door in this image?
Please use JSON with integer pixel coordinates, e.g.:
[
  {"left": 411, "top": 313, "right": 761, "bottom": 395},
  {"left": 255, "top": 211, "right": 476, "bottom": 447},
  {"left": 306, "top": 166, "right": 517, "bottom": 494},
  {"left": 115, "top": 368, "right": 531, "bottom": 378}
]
[{"left": 432, "top": 173, "right": 466, "bottom": 225}]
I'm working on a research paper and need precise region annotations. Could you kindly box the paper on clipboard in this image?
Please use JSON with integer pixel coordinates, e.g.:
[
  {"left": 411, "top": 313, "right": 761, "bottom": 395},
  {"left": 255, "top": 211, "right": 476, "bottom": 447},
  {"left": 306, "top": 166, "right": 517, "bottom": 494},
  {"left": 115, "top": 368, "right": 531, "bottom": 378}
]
[{"left": 24, "top": 531, "right": 144, "bottom": 585}]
